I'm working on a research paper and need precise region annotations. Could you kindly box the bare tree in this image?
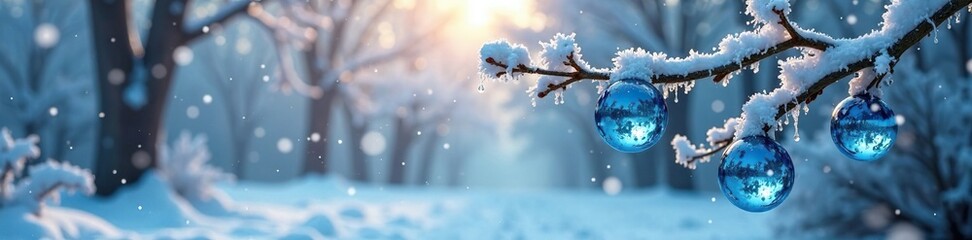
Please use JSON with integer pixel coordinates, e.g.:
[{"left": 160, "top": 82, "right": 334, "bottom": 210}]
[
  {"left": 244, "top": 0, "right": 450, "bottom": 176},
  {"left": 87, "top": 0, "right": 257, "bottom": 195}
]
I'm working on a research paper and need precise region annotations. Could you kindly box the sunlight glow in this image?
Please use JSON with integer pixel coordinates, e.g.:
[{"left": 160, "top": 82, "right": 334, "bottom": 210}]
[{"left": 457, "top": 0, "right": 542, "bottom": 31}]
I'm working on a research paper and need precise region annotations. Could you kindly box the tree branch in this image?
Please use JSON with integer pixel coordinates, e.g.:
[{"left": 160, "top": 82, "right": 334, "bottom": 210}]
[
  {"left": 248, "top": 3, "right": 323, "bottom": 98},
  {"left": 486, "top": 52, "right": 611, "bottom": 98},
  {"left": 677, "top": 0, "right": 971, "bottom": 163},
  {"left": 775, "top": 0, "right": 969, "bottom": 120},
  {"left": 183, "top": 0, "right": 258, "bottom": 43},
  {"left": 484, "top": 9, "right": 836, "bottom": 98}
]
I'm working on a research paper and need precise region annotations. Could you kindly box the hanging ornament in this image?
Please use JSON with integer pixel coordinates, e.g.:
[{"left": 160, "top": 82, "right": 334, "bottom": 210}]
[
  {"left": 830, "top": 94, "right": 897, "bottom": 161},
  {"left": 594, "top": 78, "right": 668, "bottom": 153},
  {"left": 719, "top": 135, "right": 795, "bottom": 212}
]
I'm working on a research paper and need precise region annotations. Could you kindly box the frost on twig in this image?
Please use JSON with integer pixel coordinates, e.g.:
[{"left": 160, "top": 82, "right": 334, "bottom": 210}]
[
  {"left": 479, "top": 34, "right": 609, "bottom": 105},
  {"left": 479, "top": 0, "right": 972, "bottom": 168}
]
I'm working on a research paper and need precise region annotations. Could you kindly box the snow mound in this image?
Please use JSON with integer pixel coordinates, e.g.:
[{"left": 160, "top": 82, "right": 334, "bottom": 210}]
[
  {"left": 0, "top": 205, "right": 123, "bottom": 239},
  {"left": 61, "top": 171, "right": 212, "bottom": 230},
  {"left": 301, "top": 215, "right": 337, "bottom": 236}
]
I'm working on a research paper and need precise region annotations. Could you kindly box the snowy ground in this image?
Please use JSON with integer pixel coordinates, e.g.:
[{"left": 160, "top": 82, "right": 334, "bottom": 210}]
[{"left": 16, "top": 173, "right": 771, "bottom": 239}]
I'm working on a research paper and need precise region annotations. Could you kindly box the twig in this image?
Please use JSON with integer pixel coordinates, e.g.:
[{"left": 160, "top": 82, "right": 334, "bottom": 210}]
[
  {"left": 684, "top": 140, "right": 732, "bottom": 165},
  {"left": 485, "top": 54, "right": 611, "bottom": 98}
]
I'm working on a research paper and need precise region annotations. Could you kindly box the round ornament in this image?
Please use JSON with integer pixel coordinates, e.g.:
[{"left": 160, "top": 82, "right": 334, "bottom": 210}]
[
  {"left": 594, "top": 78, "right": 668, "bottom": 153},
  {"left": 719, "top": 135, "right": 795, "bottom": 212}
]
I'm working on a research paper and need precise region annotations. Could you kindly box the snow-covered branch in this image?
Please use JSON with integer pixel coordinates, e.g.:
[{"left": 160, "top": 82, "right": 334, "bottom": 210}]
[
  {"left": 480, "top": 7, "right": 833, "bottom": 99},
  {"left": 0, "top": 128, "right": 40, "bottom": 201},
  {"left": 12, "top": 161, "right": 95, "bottom": 215},
  {"left": 479, "top": 0, "right": 972, "bottom": 168},
  {"left": 0, "top": 128, "right": 94, "bottom": 215}
]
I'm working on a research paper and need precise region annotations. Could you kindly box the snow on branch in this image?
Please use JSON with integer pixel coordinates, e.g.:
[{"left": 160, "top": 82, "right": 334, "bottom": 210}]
[
  {"left": 0, "top": 128, "right": 40, "bottom": 176},
  {"left": 479, "top": 3, "right": 833, "bottom": 99},
  {"left": 672, "top": 118, "right": 741, "bottom": 169},
  {"left": 12, "top": 161, "right": 95, "bottom": 215},
  {"left": 1, "top": 128, "right": 40, "bottom": 200},
  {"left": 0, "top": 128, "right": 94, "bottom": 215},
  {"left": 479, "top": 0, "right": 972, "bottom": 167},
  {"left": 480, "top": 34, "right": 610, "bottom": 103}
]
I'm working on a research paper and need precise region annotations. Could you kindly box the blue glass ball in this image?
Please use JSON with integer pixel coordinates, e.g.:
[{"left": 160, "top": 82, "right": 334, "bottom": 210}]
[
  {"left": 719, "top": 136, "right": 795, "bottom": 212},
  {"left": 830, "top": 94, "right": 897, "bottom": 161},
  {"left": 594, "top": 78, "right": 668, "bottom": 153}
]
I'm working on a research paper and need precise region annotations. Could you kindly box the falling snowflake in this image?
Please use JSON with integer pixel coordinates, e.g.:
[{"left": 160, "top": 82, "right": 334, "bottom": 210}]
[
  {"left": 186, "top": 105, "right": 200, "bottom": 119},
  {"left": 277, "top": 138, "right": 293, "bottom": 154},
  {"left": 173, "top": 46, "right": 194, "bottom": 66},
  {"left": 711, "top": 99, "right": 725, "bottom": 113},
  {"left": 602, "top": 176, "right": 622, "bottom": 195},
  {"left": 361, "top": 131, "right": 386, "bottom": 156},
  {"left": 34, "top": 23, "right": 59, "bottom": 48}
]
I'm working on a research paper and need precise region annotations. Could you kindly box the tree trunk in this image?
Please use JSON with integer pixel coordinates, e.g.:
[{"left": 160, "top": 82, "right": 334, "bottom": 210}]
[
  {"left": 446, "top": 143, "right": 466, "bottom": 187},
  {"left": 300, "top": 37, "right": 335, "bottom": 175},
  {"left": 387, "top": 117, "right": 411, "bottom": 184},
  {"left": 416, "top": 132, "right": 440, "bottom": 185},
  {"left": 345, "top": 103, "right": 368, "bottom": 181},
  {"left": 231, "top": 135, "right": 247, "bottom": 179},
  {"left": 89, "top": 0, "right": 140, "bottom": 196},
  {"left": 301, "top": 91, "right": 336, "bottom": 175},
  {"left": 89, "top": 0, "right": 187, "bottom": 196}
]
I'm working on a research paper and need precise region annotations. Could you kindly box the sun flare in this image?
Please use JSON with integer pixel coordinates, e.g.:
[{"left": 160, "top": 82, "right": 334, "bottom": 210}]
[{"left": 434, "top": 0, "right": 543, "bottom": 31}]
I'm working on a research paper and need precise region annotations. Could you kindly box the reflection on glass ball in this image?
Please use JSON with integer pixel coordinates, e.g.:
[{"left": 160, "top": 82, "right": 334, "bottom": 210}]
[
  {"left": 830, "top": 94, "right": 897, "bottom": 161},
  {"left": 719, "top": 136, "right": 795, "bottom": 212},
  {"left": 594, "top": 78, "right": 668, "bottom": 153}
]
